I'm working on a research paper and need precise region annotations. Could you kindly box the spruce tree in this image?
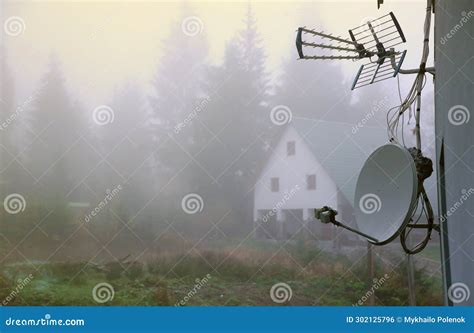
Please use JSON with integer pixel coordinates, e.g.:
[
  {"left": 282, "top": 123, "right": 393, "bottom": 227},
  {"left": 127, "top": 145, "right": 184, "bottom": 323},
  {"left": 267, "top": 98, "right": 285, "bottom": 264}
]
[
  {"left": 148, "top": 5, "right": 209, "bottom": 181},
  {"left": 196, "top": 4, "right": 271, "bottom": 233},
  {"left": 0, "top": 45, "right": 15, "bottom": 191},
  {"left": 22, "top": 55, "right": 86, "bottom": 200}
]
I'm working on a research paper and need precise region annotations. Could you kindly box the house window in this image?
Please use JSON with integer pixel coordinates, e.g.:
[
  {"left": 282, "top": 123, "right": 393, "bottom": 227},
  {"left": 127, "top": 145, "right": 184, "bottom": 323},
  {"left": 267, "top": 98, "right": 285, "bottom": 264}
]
[
  {"left": 271, "top": 177, "right": 279, "bottom": 192},
  {"left": 287, "top": 141, "right": 295, "bottom": 156},
  {"left": 307, "top": 174, "right": 316, "bottom": 190}
]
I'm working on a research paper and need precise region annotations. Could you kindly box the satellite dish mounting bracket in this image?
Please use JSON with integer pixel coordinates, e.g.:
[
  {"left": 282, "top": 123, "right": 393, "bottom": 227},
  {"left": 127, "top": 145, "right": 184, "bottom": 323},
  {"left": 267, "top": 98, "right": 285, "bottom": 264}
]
[{"left": 314, "top": 206, "right": 379, "bottom": 243}]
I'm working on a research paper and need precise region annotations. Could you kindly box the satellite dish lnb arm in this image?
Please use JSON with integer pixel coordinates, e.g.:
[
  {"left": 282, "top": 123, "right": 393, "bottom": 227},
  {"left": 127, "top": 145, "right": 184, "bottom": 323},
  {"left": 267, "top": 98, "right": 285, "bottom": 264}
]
[{"left": 314, "top": 207, "right": 379, "bottom": 243}]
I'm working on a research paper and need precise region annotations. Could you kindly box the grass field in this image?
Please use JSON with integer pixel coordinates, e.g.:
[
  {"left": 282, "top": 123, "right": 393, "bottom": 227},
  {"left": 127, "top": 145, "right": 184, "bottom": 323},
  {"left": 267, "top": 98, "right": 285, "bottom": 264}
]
[{"left": 0, "top": 240, "right": 443, "bottom": 306}]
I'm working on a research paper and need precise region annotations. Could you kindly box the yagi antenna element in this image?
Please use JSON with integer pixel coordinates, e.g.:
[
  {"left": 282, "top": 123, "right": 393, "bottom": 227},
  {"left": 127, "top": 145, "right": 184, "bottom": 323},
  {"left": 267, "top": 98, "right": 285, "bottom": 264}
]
[{"left": 296, "top": 12, "right": 407, "bottom": 90}]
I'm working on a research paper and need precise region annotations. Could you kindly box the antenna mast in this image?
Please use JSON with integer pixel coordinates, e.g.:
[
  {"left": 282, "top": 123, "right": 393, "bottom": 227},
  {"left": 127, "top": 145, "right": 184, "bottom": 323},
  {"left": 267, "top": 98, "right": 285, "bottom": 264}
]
[{"left": 297, "top": 4, "right": 438, "bottom": 255}]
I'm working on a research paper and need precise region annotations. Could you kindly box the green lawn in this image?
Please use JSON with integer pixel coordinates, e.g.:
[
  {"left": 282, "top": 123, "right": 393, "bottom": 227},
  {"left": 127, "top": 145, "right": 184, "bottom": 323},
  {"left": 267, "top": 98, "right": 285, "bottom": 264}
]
[{"left": 0, "top": 242, "right": 443, "bottom": 306}]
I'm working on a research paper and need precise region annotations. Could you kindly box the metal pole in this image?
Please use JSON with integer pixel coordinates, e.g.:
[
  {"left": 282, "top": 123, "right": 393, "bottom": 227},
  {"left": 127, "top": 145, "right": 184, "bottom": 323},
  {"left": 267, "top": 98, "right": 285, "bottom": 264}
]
[
  {"left": 368, "top": 243, "right": 375, "bottom": 305},
  {"left": 407, "top": 254, "right": 416, "bottom": 305}
]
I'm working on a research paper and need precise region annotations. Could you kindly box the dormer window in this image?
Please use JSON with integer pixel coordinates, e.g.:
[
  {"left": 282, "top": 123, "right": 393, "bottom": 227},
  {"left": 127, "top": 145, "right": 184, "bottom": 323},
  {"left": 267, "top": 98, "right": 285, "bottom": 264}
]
[
  {"left": 287, "top": 141, "right": 296, "bottom": 156},
  {"left": 271, "top": 177, "right": 279, "bottom": 192}
]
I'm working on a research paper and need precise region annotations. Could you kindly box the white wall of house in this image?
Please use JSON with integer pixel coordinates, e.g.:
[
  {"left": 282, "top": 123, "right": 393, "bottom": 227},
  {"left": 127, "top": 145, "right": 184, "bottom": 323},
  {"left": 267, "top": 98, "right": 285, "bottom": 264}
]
[{"left": 254, "top": 126, "right": 338, "bottom": 222}]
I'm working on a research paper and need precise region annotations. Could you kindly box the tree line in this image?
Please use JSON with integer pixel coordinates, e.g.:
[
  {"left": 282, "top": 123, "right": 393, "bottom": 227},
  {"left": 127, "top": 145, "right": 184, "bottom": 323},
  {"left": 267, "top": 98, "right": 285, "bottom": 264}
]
[{"left": 0, "top": 5, "right": 390, "bottom": 260}]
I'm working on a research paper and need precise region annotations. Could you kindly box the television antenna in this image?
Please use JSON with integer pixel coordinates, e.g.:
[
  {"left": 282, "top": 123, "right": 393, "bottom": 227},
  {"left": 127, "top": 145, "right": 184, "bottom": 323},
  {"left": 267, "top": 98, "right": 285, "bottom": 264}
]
[
  {"left": 296, "top": 12, "right": 410, "bottom": 90},
  {"left": 298, "top": 1, "right": 438, "bottom": 255}
]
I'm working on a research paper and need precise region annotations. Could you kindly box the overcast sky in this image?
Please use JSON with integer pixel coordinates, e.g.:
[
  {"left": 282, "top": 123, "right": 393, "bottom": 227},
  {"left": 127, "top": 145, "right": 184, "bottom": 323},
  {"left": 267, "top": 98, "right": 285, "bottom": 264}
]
[{"left": 2, "top": 0, "right": 433, "bottom": 107}]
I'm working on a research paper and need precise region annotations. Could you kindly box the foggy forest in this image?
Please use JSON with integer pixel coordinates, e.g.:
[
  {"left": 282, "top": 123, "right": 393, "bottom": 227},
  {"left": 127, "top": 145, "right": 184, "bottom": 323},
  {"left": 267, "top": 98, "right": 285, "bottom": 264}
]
[{"left": 0, "top": 1, "right": 443, "bottom": 306}]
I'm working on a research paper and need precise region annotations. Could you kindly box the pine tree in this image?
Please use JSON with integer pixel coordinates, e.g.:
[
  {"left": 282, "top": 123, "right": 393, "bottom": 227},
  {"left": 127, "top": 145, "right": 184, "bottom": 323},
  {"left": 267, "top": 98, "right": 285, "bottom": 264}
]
[
  {"left": 22, "top": 55, "right": 86, "bottom": 201},
  {"left": 94, "top": 81, "right": 155, "bottom": 223},
  {"left": 148, "top": 5, "right": 209, "bottom": 183},
  {"left": 274, "top": 55, "right": 349, "bottom": 122},
  {"left": 196, "top": 4, "right": 271, "bottom": 233},
  {"left": 0, "top": 45, "right": 16, "bottom": 254},
  {"left": 0, "top": 45, "right": 16, "bottom": 192}
]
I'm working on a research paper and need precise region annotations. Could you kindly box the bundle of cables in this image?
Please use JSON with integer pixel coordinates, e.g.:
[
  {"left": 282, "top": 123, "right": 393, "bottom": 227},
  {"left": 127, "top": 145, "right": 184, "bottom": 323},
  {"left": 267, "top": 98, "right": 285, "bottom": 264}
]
[{"left": 385, "top": 0, "right": 437, "bottom": 254}]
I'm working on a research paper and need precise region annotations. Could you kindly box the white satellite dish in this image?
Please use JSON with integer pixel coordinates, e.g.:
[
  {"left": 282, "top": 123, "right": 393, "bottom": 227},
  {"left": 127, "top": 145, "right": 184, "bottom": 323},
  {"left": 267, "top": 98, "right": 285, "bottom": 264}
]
[{"left": 354, "top": 144, "right": 418, "bottom": 245}]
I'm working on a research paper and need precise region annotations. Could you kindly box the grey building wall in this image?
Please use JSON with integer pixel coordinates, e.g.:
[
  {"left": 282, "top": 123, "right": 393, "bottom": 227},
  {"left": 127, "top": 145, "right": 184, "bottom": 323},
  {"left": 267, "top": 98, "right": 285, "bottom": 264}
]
[{"left": 435, "top": 0, "right": 474, "bottom": 306}]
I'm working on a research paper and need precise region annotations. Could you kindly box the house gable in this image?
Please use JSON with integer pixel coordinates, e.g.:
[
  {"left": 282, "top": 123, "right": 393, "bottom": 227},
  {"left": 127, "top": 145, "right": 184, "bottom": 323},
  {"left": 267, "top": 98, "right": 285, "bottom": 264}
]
[{"left": 254, "top": 126, "right": 338, "bottom": 220}]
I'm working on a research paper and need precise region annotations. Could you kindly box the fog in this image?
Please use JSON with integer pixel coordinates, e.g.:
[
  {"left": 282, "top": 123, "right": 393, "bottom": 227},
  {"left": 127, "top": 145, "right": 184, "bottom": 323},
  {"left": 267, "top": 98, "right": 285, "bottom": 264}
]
[{"left": 0, "top": 0, "right": 441, "bottom": 306}]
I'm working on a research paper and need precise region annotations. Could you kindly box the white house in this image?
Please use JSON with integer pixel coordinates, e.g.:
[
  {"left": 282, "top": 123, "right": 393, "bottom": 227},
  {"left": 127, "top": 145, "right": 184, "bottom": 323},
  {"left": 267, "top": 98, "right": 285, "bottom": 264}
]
[{"left": 253, "top": 119, "right": 386, "bottom": 244}]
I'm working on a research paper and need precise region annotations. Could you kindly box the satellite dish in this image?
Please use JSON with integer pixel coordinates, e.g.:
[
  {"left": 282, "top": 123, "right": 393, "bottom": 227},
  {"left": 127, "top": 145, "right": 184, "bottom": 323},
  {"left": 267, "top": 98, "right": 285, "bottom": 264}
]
[{"left": 354, "top": 144, "right": 418, "bottom": 245}]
